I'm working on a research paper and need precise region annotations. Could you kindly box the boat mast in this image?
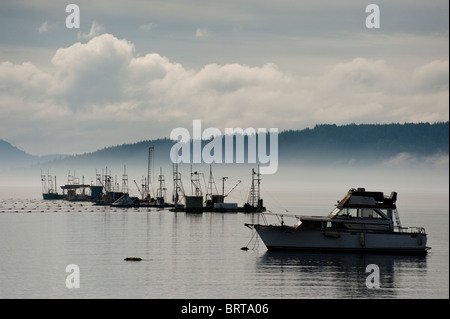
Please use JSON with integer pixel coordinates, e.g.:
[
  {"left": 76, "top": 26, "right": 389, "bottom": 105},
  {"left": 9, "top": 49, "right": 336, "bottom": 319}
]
[
  {"left": 222, "top": 177, "right": 228, "bottom": 197},
  {"left": 47, "top": 170, "right": 54, "bottom": 194},
  {"left": 157, "top": 167, "right": 167, "bottom": 202},
  {"left": 148, "top": 146, "right": 154, "bottom": 199},
  {"left": 190, "top": 165, "right": 202, "bottom": 196},
  {"left": 103, "top": 167, "right": 112, "bottom": 193},
  {"left": 257, "top": 164, "right": 260, "bottom": 205},
  {"left": 247, "top": 165, "right": 261, "bottom": 207},
  {"left": 122, "top": 165, "right": 128, "bottom": 194},
  {"left": 172, "top": 150, "right": 184, "bottom": 207},
  {"left": 41, "top": 169, "right": 48, "bottom": 194},
  {"left": 206, "top": 165, "right": 219, "bottom": 202}
]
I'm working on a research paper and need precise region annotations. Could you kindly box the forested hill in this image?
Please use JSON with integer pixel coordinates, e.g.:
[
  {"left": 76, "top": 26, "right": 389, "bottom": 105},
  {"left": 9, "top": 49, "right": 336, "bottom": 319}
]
[
  {"left": 0, "top": 139, "right": 67, "bottom": 171},
  {"left": 279, "top": 122, "right": 449, "bottom": 163},
  {"left": 1, "top": 122, "right": 448, "bottom": 171},
  {"left": 48, "top": 121, "right": 449, "bottom": 168}
]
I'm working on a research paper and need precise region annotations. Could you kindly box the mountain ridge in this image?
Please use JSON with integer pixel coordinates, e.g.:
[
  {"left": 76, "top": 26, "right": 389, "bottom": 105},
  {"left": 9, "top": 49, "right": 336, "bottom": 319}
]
[
  {"left": 0, "top": 139, "right": 67, "bottom": 171},
  {"left": 1, "top": 121, "right": 448, "bottom": 172}
]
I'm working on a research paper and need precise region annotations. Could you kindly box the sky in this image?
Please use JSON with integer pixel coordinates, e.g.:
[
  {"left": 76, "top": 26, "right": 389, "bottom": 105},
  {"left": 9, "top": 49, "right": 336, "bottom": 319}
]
[{"left": 0, "top": 0, "right": 448, "bottom": 156}]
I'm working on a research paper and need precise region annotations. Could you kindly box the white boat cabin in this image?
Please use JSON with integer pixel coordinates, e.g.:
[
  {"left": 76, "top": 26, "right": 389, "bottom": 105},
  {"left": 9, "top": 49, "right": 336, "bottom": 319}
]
[{"left": 295, "top": 188, "right": 398, "bottom": 232}]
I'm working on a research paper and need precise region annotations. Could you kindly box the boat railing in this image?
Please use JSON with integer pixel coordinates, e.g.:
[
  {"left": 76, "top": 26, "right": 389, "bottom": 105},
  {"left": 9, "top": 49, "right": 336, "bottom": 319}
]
[
  {"left": 259, "top": 212, "right": 302, "bottom": 226},
  {"left": 395, "top": 225, "right": 426, "bottom": 234},
  {"left": 261, "top": 212, "right": 427, "bottom": 235},
  {"left": 409, "top": 226, "right": 427, "bottom": 234}
]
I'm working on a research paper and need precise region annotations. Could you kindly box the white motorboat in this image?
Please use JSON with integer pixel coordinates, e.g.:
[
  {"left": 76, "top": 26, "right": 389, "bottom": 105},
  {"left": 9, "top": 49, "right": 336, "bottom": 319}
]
[{"left": 245, "top": 188, "right": 430, "bottom": 254}]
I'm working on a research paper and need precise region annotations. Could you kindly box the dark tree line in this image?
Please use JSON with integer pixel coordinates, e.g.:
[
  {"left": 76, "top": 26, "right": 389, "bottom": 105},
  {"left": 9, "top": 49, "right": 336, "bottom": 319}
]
[
  {"left": 2, "top": 122, "right": 448, "bottom": 169},
  {"left": 279, "top": 122, "right": 449, "bottom": 157}
]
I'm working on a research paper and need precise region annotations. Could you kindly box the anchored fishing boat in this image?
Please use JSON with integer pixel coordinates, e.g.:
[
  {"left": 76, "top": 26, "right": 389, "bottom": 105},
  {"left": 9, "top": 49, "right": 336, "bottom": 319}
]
[
  {"left": 110, "top": 194, "right": 141, "bottom": 208},
  {"left": 41, "top": 170, "right": 65, "bottom": 200},
  {"left": 245, "top": 188, "right": 430, "bottom": 254}
]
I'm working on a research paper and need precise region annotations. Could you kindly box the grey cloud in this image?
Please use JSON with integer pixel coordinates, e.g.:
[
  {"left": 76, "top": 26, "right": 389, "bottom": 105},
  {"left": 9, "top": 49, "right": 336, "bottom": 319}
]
[{"left": 412, "top": 60, "right": 449, "bottom": 92}]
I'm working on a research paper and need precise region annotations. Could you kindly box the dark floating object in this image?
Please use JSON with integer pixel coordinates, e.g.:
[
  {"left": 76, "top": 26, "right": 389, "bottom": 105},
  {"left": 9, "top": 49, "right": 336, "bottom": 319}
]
[
  {"left": 240, "top": 247, "right": 249, "bottom": 251},
  {"left": 124, "top": 257, "right": 142, "bottom": 261}
]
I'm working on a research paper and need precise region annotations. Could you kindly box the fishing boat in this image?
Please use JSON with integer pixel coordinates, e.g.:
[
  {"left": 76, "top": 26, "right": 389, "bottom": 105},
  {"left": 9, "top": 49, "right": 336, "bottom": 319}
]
[
  {"left": 245, "top": 188, "right": 430, "bottom": 254},
  {"left": 110, "top": 194, "right": 141, "bottom": 208},
  {"left": 170, "top": 165, "right": 266, "bottom": 213},
  {"left": 41, "top": 170, "right": 66, "bottom": 200}
]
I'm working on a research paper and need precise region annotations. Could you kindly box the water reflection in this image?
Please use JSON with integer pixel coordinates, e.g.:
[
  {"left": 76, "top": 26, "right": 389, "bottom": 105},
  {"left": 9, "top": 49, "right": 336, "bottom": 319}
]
[{"left": 255, "top": 251, "right": 428, "bottom": 298}]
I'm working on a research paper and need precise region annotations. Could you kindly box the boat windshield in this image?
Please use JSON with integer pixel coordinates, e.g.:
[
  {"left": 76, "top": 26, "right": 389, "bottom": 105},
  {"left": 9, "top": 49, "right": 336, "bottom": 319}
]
[
  {"left": 333, "top": 208, "right": 387, "bottom": 219},
  {"left": 327, "top": 207, "right": 341, "bottom": 217}
]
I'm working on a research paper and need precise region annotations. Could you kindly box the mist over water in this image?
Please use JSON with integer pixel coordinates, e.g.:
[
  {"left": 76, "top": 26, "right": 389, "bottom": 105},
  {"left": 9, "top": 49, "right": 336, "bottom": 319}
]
[
  {"left": 1, "top": 159, "right": 448, "bottom": 218},
  {"left": 2, "top": 153, "right": 449, "bottom": 192}
]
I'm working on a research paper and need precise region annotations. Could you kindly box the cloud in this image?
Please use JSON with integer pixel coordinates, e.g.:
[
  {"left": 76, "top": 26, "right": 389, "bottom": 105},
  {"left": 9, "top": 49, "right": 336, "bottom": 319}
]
[
  {"left": 50, "top": 34, "right": 133, "bottom": 108},
  {"left": 318, "top": 58, "right": 393, "bottom": 92},
  {"left": 0, "top": 33, "right": 448, "bottom": 155},
  {"left": 381, "top": 152, "right": 449, "bottom": 170},
  {"left": 139, "top": 23, "right": 154, "bottom": 31},
  {"left": 195, "top": 28, "right": 211, "bottom": 39},
  {"left": 38, "top": 21, "right": 53, "bottom": 33},
  {"left": 411, "top": 60, "right": 449, "bottom": 92},
  {"left": 77, "top": 21, "right": 105, "bottom": 41}
]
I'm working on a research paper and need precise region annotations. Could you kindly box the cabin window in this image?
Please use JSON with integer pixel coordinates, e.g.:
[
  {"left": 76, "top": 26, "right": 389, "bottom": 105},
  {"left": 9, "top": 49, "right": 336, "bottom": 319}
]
[
  {"left": 336, "top": 208, "right": 357, "bottom": 218},
  {"left": 378, "top": 209, "right": 391, "bottom": 219},
  {"left": 360, "top": 208, "right": 383, "bottom": 218},
  {"left": 337, "top": 208, "right": 384, "bottom": 218},
  {"left": 339, "top": 208, "right": 358, "bottom": 217},
  {"left": 360, "top": 208, "right": 373, "bottom": 218},
  {"left": 348, "top": 209, "right": 358, "bottom": 218}
]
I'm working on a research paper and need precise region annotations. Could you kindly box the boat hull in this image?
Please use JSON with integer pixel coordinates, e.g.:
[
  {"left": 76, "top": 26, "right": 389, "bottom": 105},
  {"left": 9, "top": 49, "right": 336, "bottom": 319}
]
[
  {"left": 253, "top": 225, "right": 428, "bottom": 254},
  {"left": 43, "top": 193, "right": 66, "bottom": 200}
]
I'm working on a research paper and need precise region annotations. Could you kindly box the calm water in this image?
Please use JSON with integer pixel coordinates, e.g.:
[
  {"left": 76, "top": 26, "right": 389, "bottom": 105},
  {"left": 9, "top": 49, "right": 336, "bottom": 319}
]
[{"left": 0, "top": 190, "right": 448, "bottom": 299}]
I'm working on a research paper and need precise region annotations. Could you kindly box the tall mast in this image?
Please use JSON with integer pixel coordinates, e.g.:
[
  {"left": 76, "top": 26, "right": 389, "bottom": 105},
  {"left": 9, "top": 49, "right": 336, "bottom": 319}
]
[
  {"left": 172, "top": 150, "right": 184, "bottom": 207},
  {"left": 147, "top": 146, "right": 154, "bottom": 199},
  {"left": 222, "top": 177, "right": 228, "bottom": 197},
  {"left": 41, "top": 169, "right": 47, "bottom": 194},
  {"left": 248, "top": 165, "right": 261, "bottom": 207},
  {"left": 47, "top": 169, "right": 54, "bottom": 193},
  {"left": 157, "top": 167, "right": 166, "bottom": 201},
  {"left": 206, "top": 165, "right": 218, "bottom": 202},
  {"left": 190, "top": 165, "right": 202, "bottom": 196},
  {"left": 122, "top": 165, "right": 128, "bottom": 194},
  {"left": 257, "top": 164, "right": 261, "bottom": 205}
]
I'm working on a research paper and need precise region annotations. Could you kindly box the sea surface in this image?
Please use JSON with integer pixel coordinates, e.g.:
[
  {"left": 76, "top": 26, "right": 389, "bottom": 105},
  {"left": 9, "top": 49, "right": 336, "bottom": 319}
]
[{"left": 0, "top": 187, "right": 448, "bottom": 299}]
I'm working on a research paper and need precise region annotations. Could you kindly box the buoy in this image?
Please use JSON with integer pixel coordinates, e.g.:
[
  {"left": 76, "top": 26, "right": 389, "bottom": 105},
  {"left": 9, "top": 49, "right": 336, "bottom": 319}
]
[{"left": 124, "top": 257, "right": 142, "bottom": 261}]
